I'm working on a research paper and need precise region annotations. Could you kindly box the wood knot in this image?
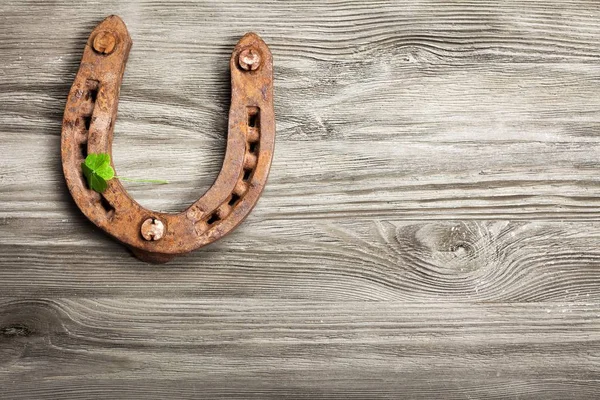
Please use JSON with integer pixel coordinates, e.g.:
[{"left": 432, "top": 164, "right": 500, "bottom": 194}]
[
  {"left": 0, "top": 324, "right": 32, "bottom": 338},
  {"left": 408, "top": 222, "right": 495, "bottom": 274}
]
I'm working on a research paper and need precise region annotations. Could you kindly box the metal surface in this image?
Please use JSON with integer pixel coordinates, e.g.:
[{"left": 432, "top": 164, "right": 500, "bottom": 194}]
[{"left": 61, "top": 15, "right": 275, "bottom": 263}]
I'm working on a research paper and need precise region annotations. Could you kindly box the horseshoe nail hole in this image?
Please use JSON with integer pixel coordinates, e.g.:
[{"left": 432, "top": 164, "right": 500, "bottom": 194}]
[
  {"left": 79, "top": 141, "right": 88, "bottom": 159},
  {"left": 89, "top": 89, "right": 98, "bottom": 103},
  {"left": 206, "top": 213, "right": 220, "bottom": 225},
  {"left": 99, "top": 196, "right": 115, "bottom": 218},
  {"left": 86, "top": 79, "right": 99, "bottom": 93},
  {"left": 249, "top": 142, "right": 258, "bottom": 153},
  {"left": 85, "top": 80, "right": 99, "bottom": 104},
  {"left": 228, "top": 193, "right": 240, "bottom": 206},
  {"left": 84, "top": 115, "right": 92, "bottom": 131},
  {"left": 242, "top": 168, "right": 253, "bottom": 182},
  {"left": 84, "top": 89, "right": 98, "bottom": 104},
  {"left": 247, "top": 106, "right": 260, "bottom": 128}
]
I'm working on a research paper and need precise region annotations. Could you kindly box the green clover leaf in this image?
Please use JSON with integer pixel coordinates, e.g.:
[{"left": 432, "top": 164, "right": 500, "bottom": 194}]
[
  {"left": 81, "top": 153, "right": 168, "bottom": 193},
  {"left": 81, "top": 153, "right": 115, "bottom": 193}
]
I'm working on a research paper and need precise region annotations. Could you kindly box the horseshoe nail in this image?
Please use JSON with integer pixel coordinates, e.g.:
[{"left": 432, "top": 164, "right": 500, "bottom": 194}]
[{"left": 61, "top": 15, "right": 275, "bottom": 263}]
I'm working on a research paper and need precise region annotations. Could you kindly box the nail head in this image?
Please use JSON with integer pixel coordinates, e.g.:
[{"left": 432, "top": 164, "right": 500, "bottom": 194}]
[
  {"left": 93, "top": 32, "right": 117, "bottom": 54},
  {"left": 238, "top": 48, "right": 261, "bottom": 71},
  {"left": 141, "top": 218, "right": 165, "bottom": 241}
]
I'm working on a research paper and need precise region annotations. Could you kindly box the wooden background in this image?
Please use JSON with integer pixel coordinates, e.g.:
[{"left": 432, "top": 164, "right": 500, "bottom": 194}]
[{"left": 1, "top": 0, "right": 600, "bottom": 398}]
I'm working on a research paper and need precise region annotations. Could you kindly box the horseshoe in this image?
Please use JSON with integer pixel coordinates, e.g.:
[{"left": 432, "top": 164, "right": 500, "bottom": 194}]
[{"left": 61, "top": 16, "right": 275, "bottom": 263}]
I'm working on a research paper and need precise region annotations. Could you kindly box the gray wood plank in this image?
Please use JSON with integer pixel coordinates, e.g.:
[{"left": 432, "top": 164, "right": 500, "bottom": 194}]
[
  {"left": 1, "top": 298, "right": 599, "bottom": 399},
  {"left": 1, "top": 220, "right": 600, "bottom": 302},
  {"left": 2, "top": 135, "right": 599, "bottom": 218}
]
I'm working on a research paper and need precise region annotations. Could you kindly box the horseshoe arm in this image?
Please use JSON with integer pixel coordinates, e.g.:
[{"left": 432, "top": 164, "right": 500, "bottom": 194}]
[{"left": 61, "top": 16, "right": 275, "bottom": 263}]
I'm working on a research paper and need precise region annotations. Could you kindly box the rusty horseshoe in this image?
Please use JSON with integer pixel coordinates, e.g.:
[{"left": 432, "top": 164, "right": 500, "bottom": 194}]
[{"left": 61, "top": 16, "right": 274, "bottom": 263}]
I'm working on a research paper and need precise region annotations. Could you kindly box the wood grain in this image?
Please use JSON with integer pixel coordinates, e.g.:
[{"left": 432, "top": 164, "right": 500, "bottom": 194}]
[
  {"left": 1, "top": 0, "right": 600, "bottom": 398},
  {"left": 1, "top": 298, "right": 599, "bottom": 399},
  {"left": 2, "top": 136, "right": 600, "bottom": 218},
  {"left": 1, "top": 219, "right": 600, "bottom": 302}
]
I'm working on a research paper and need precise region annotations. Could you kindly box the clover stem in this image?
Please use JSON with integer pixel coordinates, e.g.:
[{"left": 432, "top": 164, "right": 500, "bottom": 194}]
[{"left": 116, "top": 176, "right": 169, "bottom": 184}]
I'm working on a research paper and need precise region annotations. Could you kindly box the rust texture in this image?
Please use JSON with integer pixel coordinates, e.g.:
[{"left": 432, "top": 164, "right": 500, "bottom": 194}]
[{"left": 61, "top": 16, "right": 275, "bottom": 263}]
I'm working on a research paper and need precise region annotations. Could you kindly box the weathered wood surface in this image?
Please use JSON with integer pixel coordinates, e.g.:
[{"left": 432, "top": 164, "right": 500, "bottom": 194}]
[{"left": 1, "top": 0, "right": 600, "bottom": 398}]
